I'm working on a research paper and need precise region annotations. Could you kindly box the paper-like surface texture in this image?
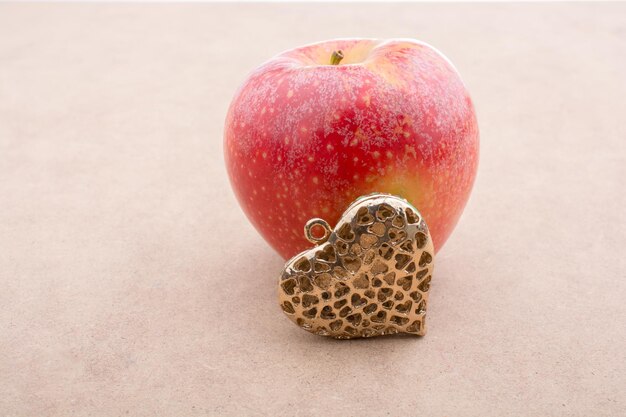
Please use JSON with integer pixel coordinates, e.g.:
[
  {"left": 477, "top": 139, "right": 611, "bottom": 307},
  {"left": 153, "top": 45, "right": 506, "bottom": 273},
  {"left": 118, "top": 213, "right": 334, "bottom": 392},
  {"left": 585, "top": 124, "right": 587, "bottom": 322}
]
[{"left": 0, "top": 3, "right": 624, "bottom": 416}]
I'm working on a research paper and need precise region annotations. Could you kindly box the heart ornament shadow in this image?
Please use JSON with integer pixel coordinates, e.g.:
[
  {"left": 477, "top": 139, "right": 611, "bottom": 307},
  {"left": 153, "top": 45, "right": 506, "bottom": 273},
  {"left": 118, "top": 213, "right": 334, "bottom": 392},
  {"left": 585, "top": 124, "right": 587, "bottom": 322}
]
[{"left": 278, "top": 193, "right": 434, "bottom": 339}]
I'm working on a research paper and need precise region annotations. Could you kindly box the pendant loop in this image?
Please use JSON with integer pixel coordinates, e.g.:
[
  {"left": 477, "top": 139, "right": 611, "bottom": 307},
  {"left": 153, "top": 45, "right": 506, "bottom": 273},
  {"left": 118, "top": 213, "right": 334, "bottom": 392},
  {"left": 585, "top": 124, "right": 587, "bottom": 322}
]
[{"left": 304, "top": 218, "right": 331, "bottom": 244}]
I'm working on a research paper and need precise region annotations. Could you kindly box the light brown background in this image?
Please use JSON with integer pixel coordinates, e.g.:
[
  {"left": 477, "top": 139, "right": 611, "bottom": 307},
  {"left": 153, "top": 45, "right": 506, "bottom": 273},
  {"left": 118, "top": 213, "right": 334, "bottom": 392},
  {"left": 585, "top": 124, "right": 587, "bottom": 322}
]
[{"left": 1, "top": 2, "right": 625, "bottom": 416}]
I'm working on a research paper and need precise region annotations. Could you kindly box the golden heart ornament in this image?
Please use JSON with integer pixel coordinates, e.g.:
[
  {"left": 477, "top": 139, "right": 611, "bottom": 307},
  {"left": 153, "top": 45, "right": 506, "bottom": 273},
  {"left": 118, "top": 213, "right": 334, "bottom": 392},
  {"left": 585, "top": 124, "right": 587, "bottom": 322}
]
[{"left": 278, "top": 193, "right": 435, "bottom": 339}]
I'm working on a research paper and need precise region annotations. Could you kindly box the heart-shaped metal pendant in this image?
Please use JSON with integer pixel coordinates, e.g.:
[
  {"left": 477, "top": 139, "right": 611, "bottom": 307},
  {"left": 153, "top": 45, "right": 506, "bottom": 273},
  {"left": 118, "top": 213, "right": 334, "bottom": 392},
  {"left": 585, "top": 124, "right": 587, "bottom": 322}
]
[{"left": 278, "top": 193, "right": 435, "bottom": 339}]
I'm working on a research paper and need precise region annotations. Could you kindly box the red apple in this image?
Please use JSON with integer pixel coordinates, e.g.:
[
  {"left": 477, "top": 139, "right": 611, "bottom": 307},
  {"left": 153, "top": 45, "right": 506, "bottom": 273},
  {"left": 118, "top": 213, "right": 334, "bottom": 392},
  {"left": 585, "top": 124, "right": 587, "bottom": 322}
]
[{"left": 224, "top": 38, "right": 479, "bottom": 260}]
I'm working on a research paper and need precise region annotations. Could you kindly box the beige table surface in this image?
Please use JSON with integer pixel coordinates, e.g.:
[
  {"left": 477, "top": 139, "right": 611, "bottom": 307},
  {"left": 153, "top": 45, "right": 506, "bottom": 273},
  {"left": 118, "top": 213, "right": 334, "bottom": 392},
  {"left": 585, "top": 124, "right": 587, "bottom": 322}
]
[{"left": 1, "top": 2, "right": 625, "bottom": 416}]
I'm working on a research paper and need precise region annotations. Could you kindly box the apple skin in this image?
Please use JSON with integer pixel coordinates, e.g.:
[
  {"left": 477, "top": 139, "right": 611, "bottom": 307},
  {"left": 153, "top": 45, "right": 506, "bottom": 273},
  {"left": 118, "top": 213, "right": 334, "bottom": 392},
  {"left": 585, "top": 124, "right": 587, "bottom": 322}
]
[{"left": 224, "top": 38, "right": 479, "bottom": 260}]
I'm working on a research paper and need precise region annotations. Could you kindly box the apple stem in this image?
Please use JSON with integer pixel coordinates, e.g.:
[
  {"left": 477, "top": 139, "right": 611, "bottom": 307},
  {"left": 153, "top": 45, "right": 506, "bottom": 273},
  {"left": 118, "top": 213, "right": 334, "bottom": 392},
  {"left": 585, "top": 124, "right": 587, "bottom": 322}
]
[{"left": 330, "top": 50, "right": 344, "bottom": 65}]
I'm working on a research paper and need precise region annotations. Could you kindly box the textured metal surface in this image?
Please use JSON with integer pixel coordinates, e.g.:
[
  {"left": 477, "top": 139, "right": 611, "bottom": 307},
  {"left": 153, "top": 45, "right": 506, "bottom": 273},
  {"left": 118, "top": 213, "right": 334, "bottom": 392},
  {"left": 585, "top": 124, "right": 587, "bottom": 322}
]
[{"left": 279, "top": 194, "right": 434, "bottom": 339}]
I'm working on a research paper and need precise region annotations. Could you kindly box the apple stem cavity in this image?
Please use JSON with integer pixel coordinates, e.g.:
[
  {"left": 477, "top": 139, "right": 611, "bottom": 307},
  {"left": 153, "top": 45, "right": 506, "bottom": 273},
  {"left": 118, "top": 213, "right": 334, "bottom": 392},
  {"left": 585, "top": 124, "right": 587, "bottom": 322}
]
[{"left": 330, "top": 50, "right": 344, "bottom": 65}]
